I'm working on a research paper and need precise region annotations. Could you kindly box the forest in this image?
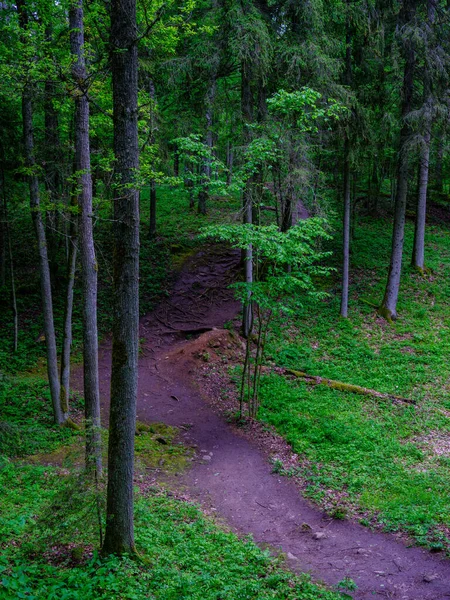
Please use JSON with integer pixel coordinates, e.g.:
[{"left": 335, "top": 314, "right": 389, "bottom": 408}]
[{"left": 1, "top": 0, "right": 450, "bottom": 598}]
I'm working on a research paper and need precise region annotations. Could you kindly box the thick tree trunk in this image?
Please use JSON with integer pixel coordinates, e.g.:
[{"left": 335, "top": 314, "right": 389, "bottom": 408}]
[
  {"left": 70, "top": 0, "right": 102, "bottom": 474},
  {"left": 380, "top": 1, "right": 416, "bottom": 320},
  {"left": 103, "top": 0, "right": 139, "bottom": 555},
  {"left": 18, "top": 0, "right": 62, "bottom": 424}
]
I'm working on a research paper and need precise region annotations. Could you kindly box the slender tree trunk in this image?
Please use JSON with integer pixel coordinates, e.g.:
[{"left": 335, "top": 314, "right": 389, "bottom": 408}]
[
  {"left": 412, "top": 0, "right": 436, "bottom": 271},
  {"left": 70, "top": 0, "right": 102, "bottom": 474},
  {"left": 341, "top": 16, "right": 352, "bottom": 318},
  {"left": 341, "top": 136, "right": 351, "bottom": 317},
  {"left": 434, "top": 126, "right": 445, "bottom": 195},
  {"left": 0, "top": 177, "right": 5, "bottom": 289},
  {"left": 148, "top": 78, "right": 157, "bottom": 237},
  {"left": 44, "top": 74, "right": 61, "bottom": 286},
  {"left": 149, "top": 180, "right": 156, "bottom": 237},
  {"left": 7, "top": 221, "right": 18, "bottom": 353},
  {"left": 103, "top": 0, "right": 139, "bottom": 555},
  {"left": 1, "top": 174, "right": 18, "bottom": 352},
  {"left": 198, "top": 77, "right": 216, "bottom": 215},
  {"left": 226, "top": 141, "right": 233, "bottom": 186},
  {"left": 18, "top": 0, "right": 63, "bottom": 424},
  {"left": 241, "top": 57, "right": 254, "bottom": 338},
  {"left": 173, "top": 144, "right": 179, "bottom": 178},
  {"left": 412, "top": 129, "right": 430, "bottom": 271},
  {"left": 59, "top": 214, "right": 77, "bottom": 422},
  {"left": 380, "top": 0, "right": 416, "bottom": 320}
]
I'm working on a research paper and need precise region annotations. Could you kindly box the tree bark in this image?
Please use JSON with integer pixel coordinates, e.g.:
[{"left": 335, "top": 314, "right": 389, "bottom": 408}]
[
  {"left": 1, "top": 172, "right": 18, "bottom": 352},
  {"left": 148, "top": 78, "right": 157, "bottom": 237},
  {"left": 59, "top": 213, "right": 77, "bottom": 422},
  {"left": 198, "top": 77, "right": 216, "bottom": 215},
  {"left": 70, "top": 0, "right": 103, "bottom": 475},
  {"left": 44, "top": 72, "right": 61, "bottom": 286},
  {"left": 434, "top": 125, "right": 445, "bottom": 195},
  {"left": 380, "top": 0, "right": 416, "bottom": 320},
  {"left": 412, "top": 0, "right": 436, "bottom": 271},
  {"left": 241, "top": 58, "right": 254, "bottom": 338},
  {"left": 103, "top": 0, "right": 139, "bottom": 555},
  {"left": 18, "top": 0, "right": 63, "bottom": 424},
  {"left": 340, "top": 16, "right": 352, "bottom": 318},
  {"left": 341, "top": 136, "right": 351, "bottom": 317}
]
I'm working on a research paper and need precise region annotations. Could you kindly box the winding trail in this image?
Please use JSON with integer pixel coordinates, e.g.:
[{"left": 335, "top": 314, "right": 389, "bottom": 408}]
[{"left": 92, "top": 246, "right": 450, "bottom": 600}]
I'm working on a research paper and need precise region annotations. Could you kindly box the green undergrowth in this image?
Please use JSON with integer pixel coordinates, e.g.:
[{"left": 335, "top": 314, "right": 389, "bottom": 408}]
[
  {"left": 0, "top": 375, "right": 82, "bottom": 457},
  {"left": 0, "top": 385, "right": 339, "bottom": 600},
  {"left": 256, "top": 217, "right": 450, "bottom": 551},
  {"left": 0, "top": 462, "right": 339, "bottom": 599}
]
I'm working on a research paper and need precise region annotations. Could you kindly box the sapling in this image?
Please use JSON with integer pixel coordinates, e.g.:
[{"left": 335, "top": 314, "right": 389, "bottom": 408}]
[{"left": 202, "top": 219, "right": 333, "bottom": 418}]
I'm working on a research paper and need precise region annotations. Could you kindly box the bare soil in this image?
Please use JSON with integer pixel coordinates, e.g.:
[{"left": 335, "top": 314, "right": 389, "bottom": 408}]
[{"left": 86, "top": 244, "right": 450, "bottom": 600}]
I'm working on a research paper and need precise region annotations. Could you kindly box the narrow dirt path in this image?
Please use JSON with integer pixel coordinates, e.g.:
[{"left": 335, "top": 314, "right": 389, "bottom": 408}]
[{"left": 92, "top": 246, "right": 450, "bottom": 600}]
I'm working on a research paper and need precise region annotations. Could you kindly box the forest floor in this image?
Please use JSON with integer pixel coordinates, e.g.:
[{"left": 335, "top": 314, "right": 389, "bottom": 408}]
[{"left": 82, "top": 242, "right": 450, "bottom": 600}]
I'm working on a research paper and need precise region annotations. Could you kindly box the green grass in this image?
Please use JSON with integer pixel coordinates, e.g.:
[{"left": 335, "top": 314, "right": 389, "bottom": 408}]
[
  {"left": 0, "top": 464, "right": 339, "bottom": 599},
  {"left": 0, "top": 374, "right": 338, "bottom": 600},
  {"left": 257, "top": 217, "right": 450, "bottom": 550}
]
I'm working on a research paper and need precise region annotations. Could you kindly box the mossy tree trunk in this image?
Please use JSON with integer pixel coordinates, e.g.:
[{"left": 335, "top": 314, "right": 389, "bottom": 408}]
[{"left": 103, "top": 0, "right": 139, "bottom": 555}]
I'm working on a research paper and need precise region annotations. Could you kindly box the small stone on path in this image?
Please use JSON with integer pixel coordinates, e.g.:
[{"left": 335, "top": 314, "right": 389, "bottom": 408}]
[{"left": 423, "top": 574, "right": 439, "bottom": 583}]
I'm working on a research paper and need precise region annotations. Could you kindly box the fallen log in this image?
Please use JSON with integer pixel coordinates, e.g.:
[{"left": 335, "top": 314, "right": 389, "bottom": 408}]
[{"left": 284, "top": 369, "right": 415, "bottom": 404}]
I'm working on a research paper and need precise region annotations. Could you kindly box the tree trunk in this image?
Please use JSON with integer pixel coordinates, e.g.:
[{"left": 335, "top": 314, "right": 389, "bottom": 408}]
[
  {"left": 226, "top": 141, "right": 233, "bottom": 186},
  {"left": 380, "top": 0, "right": 416, "bottom": 320},
  {"left": 70, "top": 0, "right": 102, "bottom": 475},
  {"left": 412, "top": 0, "right": 436, "bottom": 271},
  {"left": 44, "top": 73, "right": 61, "bottom": 286},
  {"left": 197, "top": 77, "right": 216, "bottom": 215},
  {"left": 103, "top": 0, "right": 139, "bottom": 555},
  {"left": 340, "top": 15, "right": 352, "bottom": 318},
  {"left": 1, "top": 173, "right": 18, "bottom": 352},
  {"left": 241, "top": 58, "right": 254, "bottom": 338},
  {"left": 434, "top": 126, "right": 444, "bottom": 195},
  {"left": 148, "top": 78, "right": 157, "bottom": 237},
  {"left": 0, "top": 175, "right": 5, "bottom": 289},
  {"left": 18, "top": 0, "right": 63, "bottom": 424},
  {"left": 59, "top": 213, "right": 77, "bottom": 422},
  {"left": 341, "top": 136, "right": 351, "bottom": 317},
  {"left": 149, "top": 179, "right": 156, "bottom": 237}
]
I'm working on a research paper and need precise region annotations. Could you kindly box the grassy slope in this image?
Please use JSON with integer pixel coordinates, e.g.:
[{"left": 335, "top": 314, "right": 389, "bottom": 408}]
[
  {"left": 259, "top": 217, "right": 450, "bottom": 550},
  {"left": 0, "top": 187, "right": 339, "bottom": 600}
]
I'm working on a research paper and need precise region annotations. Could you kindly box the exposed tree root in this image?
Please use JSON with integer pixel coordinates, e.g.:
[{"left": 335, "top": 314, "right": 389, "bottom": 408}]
[{"left": 284, "top": 369, "right": 415, "bottom": 404}]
